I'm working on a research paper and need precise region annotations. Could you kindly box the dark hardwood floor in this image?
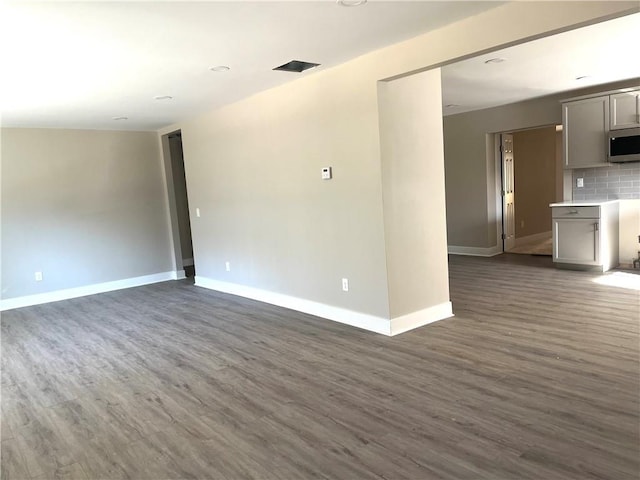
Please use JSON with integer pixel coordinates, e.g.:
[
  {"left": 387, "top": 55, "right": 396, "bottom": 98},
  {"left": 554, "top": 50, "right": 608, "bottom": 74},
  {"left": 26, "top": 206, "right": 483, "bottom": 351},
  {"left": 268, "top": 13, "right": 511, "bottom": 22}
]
[{"left": 1, "top": 254, "right": 639, "bottom": 479}]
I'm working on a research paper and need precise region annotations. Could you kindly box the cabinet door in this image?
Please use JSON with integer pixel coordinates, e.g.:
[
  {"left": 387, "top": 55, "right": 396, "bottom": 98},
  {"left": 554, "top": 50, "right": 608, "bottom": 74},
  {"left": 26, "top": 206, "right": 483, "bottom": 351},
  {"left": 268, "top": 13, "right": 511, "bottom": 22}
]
[
  {"left": 610, "top": 90, "right": 640, "bottom": 130},
  {"left": 563, "top": 96, "right": 609, "bottom": 168},
  {"left": 553, "top": 219, "right": 600, "bottom": 265}
]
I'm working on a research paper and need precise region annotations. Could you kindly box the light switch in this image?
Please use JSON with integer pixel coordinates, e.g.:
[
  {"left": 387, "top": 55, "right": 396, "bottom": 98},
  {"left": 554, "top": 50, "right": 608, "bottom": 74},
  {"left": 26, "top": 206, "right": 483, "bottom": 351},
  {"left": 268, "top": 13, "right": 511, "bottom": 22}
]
[
  {"left": 321, "top": 167, "right": 332, "bottom": 180},
  {"left": 196, "top": 208, "right": 201, "bottom": 217},
  {"left": 576, "top": 178, "right": 584, "bottom": 188}
]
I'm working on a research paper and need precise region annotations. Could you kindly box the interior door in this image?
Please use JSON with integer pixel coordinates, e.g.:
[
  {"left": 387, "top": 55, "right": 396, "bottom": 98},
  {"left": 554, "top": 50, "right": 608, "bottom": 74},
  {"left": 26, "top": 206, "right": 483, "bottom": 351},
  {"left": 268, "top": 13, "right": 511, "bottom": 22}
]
[{"left": 501, "top": 134, "right": 516, "bottom": 251}]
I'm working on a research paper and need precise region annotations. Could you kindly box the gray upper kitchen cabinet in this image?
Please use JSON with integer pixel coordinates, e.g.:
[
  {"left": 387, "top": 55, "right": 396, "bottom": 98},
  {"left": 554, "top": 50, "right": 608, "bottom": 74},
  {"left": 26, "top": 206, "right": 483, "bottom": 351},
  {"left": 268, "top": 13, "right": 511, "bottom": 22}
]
[
  {"left": 610, "top": 89, "right": 640, "bottom": 130},
  {"left": 562, "top": 96, "right": 610, "bottom": 168}
]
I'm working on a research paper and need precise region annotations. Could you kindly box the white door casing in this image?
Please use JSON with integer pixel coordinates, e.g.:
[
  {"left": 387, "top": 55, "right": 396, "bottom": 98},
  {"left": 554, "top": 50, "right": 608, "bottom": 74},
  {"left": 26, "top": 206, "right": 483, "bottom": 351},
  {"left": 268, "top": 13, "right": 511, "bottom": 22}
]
[{"left": 501, "top": 134, "right": 516, "bottom": 251}]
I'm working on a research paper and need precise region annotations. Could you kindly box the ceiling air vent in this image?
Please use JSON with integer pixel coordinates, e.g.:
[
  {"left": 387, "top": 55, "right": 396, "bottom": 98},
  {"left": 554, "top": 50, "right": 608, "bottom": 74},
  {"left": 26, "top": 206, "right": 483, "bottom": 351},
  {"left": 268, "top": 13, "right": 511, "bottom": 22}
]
[{"left": 273, "top": 60, "right": 320, "bottom": 73}]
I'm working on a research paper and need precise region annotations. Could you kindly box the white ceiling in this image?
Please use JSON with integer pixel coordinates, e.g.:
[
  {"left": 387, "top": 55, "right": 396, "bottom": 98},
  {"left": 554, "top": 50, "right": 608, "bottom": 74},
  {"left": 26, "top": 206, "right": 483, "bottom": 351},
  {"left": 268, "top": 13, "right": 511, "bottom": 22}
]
[
  {"left": 1, "top": 2, "right": 638, "bottom": 131},
  {"left": 441, "top": 12, "right": 640, "bottom": 115},
  {"left": 0, "top": 1, "right": 502, "bottom": 131}
]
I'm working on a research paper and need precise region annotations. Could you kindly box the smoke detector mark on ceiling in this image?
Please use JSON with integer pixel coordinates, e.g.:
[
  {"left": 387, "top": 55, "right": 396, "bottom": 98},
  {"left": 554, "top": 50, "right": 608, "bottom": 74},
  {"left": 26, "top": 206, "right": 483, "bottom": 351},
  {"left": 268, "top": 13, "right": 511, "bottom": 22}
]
[{"left": 273, "top": 60, "right": 320, "bottom": 73}]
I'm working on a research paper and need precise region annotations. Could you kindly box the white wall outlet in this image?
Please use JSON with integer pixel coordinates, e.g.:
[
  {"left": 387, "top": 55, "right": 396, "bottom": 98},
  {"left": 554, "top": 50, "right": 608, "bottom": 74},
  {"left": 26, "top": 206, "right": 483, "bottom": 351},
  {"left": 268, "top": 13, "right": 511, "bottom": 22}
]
[
  {"left": 34, "top": 271, "right": 43, "bottom": 282},
  {"left": 342, "top": 278, "right": 349, "bottom": 292},
  {"left": 196, "top": 207, "right": 201, "bottom": 217},
  {"left": 321, "top": 167, "right": 332, "bottom": 180},
  {"left": 520, "top": 220, "right": 525, "bottom": 228},
  {"left": 225, "top": 261, "right": 231, "bottom": 272},
  {"left": 576, "top": 178, "right": 584, "bottom": 188}
]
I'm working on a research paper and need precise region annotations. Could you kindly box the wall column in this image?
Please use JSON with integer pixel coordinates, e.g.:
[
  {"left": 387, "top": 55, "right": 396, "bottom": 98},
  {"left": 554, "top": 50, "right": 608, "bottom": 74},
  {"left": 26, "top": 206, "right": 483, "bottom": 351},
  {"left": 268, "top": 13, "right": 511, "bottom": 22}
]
[{"left": 378, "top": 68, "right": 453, "bottom": 335}]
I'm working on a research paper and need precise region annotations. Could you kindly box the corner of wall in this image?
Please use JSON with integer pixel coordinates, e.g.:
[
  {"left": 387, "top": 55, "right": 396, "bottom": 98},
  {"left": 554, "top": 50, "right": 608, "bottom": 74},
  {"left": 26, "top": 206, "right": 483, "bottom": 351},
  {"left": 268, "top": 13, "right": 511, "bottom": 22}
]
[{"left": 389, "top": 302, "right": 454, "bottom": 336}]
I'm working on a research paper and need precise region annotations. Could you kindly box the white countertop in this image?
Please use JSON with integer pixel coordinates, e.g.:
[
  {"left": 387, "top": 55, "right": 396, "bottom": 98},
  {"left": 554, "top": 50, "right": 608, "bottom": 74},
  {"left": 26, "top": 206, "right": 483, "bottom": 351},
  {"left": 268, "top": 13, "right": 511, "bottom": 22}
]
[{"left": 550, "top": 200, "right": 620, "bottom": 207}]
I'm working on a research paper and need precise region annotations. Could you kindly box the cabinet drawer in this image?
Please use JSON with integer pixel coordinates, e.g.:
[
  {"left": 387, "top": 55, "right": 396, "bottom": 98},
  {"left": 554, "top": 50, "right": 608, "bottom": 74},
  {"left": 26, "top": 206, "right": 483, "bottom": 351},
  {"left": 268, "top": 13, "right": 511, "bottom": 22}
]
[{"left": 552, "top": 206, "right": 600, "bottom": 218}]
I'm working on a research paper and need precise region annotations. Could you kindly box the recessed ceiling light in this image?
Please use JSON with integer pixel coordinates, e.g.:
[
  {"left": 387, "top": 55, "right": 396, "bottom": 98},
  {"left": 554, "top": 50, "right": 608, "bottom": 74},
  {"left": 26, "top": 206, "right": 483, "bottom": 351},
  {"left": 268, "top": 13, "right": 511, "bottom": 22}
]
[
  {"left": 273, "top": 60, "right": 320, "bottom": 73},
  {"left": 484, "top": 58, "right": 506, "bottom": 64},
  {"left": 575, "top": 75, "right": 590, "bottom": 80},
  {"left": 112, "top": 116, "right": 128, "bottom": 121},
  {"left": 209, "top": 65, "right": 230, "bottom": 72},
  {"left": 337, "top": 0, "right": 367, "bottom": 6},
  {"left": 339, "top": 0, "right": 367, "bottom": 5},
  {"left": 154, "top": 95, "right": 173, "bottom": 101}
]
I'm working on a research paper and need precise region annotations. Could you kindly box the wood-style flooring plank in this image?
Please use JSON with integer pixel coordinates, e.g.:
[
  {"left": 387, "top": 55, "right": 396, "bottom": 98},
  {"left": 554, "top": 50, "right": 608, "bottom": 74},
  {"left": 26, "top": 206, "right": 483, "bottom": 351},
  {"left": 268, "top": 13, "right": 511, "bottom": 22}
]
[{"left": 0, "top": 440, "right": 30, "bottom": 480}]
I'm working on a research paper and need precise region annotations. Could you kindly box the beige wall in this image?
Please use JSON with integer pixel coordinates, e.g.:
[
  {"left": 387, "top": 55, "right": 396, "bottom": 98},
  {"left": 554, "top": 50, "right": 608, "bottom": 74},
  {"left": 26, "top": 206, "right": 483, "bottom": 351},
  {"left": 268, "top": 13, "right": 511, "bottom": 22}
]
[
  {"left": 1, "top": 128, "right": 174, "bottom": 300},
  {"left": 513, "top": 126, "right": 557, "bottom": 238},
  {"left": 156, "top": 2, "right": 637, "bottom": 325},
  {"left": 378, "top": 69, "right": 449, "bottom": 319},
  {"left": 619, "top": 200, "right": 640, "bottom": 267},
  {"left": 171, "top": 55, "right": 391, "bottom": 318}
]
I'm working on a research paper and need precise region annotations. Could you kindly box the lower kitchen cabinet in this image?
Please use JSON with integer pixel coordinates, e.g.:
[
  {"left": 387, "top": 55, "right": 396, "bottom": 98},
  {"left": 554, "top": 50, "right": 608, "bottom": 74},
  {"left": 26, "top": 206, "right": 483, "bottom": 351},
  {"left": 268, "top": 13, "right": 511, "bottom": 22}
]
[{"left": 551, "top": 202, "right": 619, "bottom": 272}]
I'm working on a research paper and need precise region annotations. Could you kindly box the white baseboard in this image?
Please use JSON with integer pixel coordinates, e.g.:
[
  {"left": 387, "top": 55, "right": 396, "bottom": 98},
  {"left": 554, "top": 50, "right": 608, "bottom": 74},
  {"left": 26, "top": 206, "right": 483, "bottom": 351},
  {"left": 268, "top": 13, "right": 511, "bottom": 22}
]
[
  {"left": 176, "top": 270, "right": 187, "bottom": 280},
  {"left": 514, "top": 230, "right": 551, "bottom": 247},
  {"left": 448, "top": 244, "right": 501, "bottom": 257},
  {"left": 390, "top": 302, "right": 454, "bottom": 336},
  {"left": 195, "top": 276, "right": 394, "bottom": 334},
  {"left": 194, "top": 276, "right": 453, "bottom": 336},
  {"left": 0, "top": 271, "right": 179, "bottom": 312}
]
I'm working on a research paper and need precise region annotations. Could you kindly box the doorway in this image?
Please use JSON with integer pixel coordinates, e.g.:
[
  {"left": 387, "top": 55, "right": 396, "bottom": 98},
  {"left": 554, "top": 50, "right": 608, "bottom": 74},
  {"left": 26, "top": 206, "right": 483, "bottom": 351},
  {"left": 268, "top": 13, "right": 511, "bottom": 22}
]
[
  {"left": 162, "top": 130, "right": 195, "bottom": 278},
  {"left": 498, "top": 125, "right": 563, "bottom": 255}
]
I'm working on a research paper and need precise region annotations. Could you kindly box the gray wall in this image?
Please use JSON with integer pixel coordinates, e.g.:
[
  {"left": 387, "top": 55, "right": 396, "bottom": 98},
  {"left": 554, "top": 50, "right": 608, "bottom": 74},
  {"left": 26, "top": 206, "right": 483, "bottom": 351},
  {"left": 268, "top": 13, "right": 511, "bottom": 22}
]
[
  {"left": 443, "top": 78, "right": 640, "bottom": 249},
  {"left": 1, "top": 128, "right": 173, "bottom": 300}
]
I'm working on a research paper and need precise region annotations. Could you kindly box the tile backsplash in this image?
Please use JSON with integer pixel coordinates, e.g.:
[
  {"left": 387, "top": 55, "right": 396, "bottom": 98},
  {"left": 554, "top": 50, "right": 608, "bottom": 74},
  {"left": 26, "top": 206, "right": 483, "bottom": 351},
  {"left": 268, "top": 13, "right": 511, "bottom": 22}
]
[{"left": 572, "top": 163, "right": 640, "bottom": 201}]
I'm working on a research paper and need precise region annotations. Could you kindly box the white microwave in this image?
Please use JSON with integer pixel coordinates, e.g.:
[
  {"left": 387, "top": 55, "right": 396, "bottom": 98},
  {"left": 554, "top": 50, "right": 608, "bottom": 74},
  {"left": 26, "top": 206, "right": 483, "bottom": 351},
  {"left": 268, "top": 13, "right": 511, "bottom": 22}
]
[{"left": 609, "top": 128, "right": 640, "bottom": 163}]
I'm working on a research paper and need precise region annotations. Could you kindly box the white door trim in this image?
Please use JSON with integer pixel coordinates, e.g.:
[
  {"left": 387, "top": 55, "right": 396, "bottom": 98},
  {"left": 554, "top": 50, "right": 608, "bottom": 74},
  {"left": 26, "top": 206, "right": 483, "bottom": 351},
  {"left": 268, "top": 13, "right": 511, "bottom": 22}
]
[{"left": 501, "top": 133, "right": 516, "bottom": 252}]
